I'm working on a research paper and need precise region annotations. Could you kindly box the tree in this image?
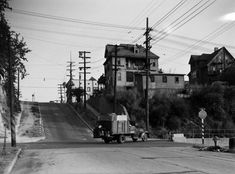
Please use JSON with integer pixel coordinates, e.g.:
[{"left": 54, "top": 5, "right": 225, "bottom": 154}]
[
  {"left": 97, "top": 74, "right": 106, "bottom": 89},
  {"left": 0, "top": 1, "right": 30, "bottom": 111},
  {"left": 71, "top": 88, "right": 83, "bottom": 103},
  {"left": 220, "top": 64, "right": 235, "bottom": 85},
  {"left": 188, "top": 83, "right": 232, "bottom": 129},
  {"left": 2, "top": 32, "right": 30, "bottom": 111}
]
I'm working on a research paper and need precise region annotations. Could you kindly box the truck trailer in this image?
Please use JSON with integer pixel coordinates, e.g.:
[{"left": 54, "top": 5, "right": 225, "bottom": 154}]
[{"left": 93, "top": 107, "right": 148, "bottom": 144}]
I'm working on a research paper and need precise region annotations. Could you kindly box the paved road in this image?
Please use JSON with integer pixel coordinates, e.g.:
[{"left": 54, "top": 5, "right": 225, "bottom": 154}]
[
  {"left": 39, "top": 103, "right": 94, "bottom": 142},
  {"left": 12, "top": 145, "right": 235, "bottom": 174},
  {"left": 11, "top": 102, "right": 235, "bottom": 174}
]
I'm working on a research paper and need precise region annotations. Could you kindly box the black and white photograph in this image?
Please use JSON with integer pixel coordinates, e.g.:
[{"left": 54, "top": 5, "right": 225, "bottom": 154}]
[{"left": 0, "top": 0, "right": 235, "bottom": 173}]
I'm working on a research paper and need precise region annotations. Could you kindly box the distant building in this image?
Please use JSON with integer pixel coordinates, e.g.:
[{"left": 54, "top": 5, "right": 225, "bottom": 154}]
[
  {"left": 136, "top": 73, "right": 185, "bottom": 97},
  {"left": 104, "top": 44, "right": 159, "bottom": 93},
  {"left": 73, "top": 77, "right": 98, "bottom": 100},
  {"left": 188, "top": 47, "right": 235, "bottom": 86}
]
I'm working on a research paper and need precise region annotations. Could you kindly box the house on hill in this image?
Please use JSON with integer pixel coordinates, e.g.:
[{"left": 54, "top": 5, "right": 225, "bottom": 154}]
[
  {"left": 104, "top": 44, "right": 159, "bottom": 93},
  {"left": 104, "top": 44, "right": 185, "bottom": 97},
  {"left": 188, "top": 47, "right": 235, "bottom": 86}
]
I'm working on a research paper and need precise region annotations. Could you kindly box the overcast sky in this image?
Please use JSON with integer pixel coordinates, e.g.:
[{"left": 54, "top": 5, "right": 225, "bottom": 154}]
[{"left": 5, "top": 0, "right": 235, "bottom": 102}]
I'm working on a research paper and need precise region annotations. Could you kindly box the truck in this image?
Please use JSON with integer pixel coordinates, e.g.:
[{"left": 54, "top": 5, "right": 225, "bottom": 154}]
[{"left": 93, "top": 106, "right": 148, "bottom": 144}]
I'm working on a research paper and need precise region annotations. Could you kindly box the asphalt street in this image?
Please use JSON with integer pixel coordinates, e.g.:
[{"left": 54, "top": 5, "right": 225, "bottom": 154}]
[{"left": 11, "top": 103, "right": 235, "bottom": 174}]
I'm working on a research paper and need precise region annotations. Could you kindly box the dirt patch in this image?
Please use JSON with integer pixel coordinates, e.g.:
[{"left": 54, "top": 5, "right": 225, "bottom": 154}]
[{"left": 18, "top": 102, "right": 43, "bottom": 137}]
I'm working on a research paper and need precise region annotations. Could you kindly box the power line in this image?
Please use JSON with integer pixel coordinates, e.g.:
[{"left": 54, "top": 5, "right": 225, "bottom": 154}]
[
  {"left": 132, "top": 0, "right": 187, "bottom": 43},
  {"left": 11, "top": 8, "right": 144, "bottom": 31},
  {"left": 152, "top": 0, "right": 210, "bottom": 42},
  {"left": 152, "top": 0, "right": 216, "bottom": 44},
  {"left": 128, "top": 0, "right": 165, "bottom": 29},
  {"left": 151, "top": 0, "right": 188, "bottom": 29},
  {"left": 160, "top": 21, "right": 235, "bottom": 65},
  {"left": 12, "top": 25, "right": 132, "bottom": 42}
]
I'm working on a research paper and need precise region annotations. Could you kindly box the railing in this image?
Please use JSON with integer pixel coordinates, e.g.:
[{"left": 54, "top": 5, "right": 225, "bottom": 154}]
[{"left": 182, "top": 129, "right": 235, "bottom": 138}]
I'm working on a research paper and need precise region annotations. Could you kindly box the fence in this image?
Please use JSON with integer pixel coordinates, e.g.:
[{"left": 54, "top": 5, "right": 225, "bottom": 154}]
[{"left": 183, "top": 129, "right": 235, "bottom": 138}]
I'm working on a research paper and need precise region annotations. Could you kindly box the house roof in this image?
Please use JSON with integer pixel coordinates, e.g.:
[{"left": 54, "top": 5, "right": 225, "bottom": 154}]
[
  {"left": 151, "top": 73, "right": 185, "bottom": 76},
  {"left": 188, "top": 47, "right": 233, "bottom": 65},
  {"left": 104, "top": 44, "right": 159, "bottom": 60},
  {"left": 89, "top": 77, "right": 97, "bottom": 81},
  {"left": 139, "top": 73, "right": 185, "bottom": 76}
]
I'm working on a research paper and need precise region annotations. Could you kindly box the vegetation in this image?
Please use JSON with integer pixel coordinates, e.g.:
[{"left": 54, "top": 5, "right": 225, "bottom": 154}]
[
  {"left": 71, "top": 87, "right": 83, "bottom": 103},
  {"left": 0, "top": 0, "right": 30, "bottom": 112},
  {"left": 113, "top": 83, "right": 235, "bottom": 137}
]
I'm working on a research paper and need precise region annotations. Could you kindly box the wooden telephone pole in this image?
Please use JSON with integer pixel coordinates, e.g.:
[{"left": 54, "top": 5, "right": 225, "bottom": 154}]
[
  {"left": 66, "top": 53, "right": 75, "bottom": 103},
  {"left": 8, "top": 33, "right": 16, "bottom": 147},
  {"left": 79, "top": 51, "right": 91, "bottom": 109},
  {"left": 113, "top": 45, "right": 118, "bottom": 113},
  {"left": 58, "top": 84, "right": 64, "bottom": 103},
  {"left": 144, "top": 18, "right": 152, "bottom": 132}
]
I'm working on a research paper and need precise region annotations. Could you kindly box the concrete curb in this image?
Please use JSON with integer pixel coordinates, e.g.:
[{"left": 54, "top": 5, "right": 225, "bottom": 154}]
[{"left": 4, "top": 148, "right": 22, "bottom": 174}]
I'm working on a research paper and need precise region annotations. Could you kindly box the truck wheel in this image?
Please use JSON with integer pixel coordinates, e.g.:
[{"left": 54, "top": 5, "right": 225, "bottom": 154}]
[
  {"left": 141, "top": 133, "right": 147, "bottom": 142},
  {"left": 117, "top": 135, "right": 125, "bottom": 144},
  {"left": 104, "top": 138, "right": 110, "bottom": 144}
]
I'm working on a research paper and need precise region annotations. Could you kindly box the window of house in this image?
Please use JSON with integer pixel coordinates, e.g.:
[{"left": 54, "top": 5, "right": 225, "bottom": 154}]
[
  {"left": 175, "top": 77, "right": 179, "bottom": 84},
  {"left": 126, "top": 72, "right": 134, "bottom": 82},
  {"left": 152, "top": 62, "right": 156, "bottom": 67},
  {"left": 126, "top": 59, "right": 131, "bottom": 68},
  {"left": 117, "top": 59, "right": 121, "bottom": 65},
  {"left": 117, "top": 72, "right": 121, "bottom": 81},
  {"left": 87, "top": 87, "right": 91, "bottom": 92},
  {"left": 150, "top": 76, "right": 155, "bottom": 82},
  {"left": 162, "top": 75, "right": 167, "bottom": 83},
  {"left": 134, "top": 46, "right": 139, "bottom": 54}
]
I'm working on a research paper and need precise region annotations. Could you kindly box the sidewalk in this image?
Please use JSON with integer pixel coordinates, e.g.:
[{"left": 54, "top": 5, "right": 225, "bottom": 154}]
[{"left": 0, "top": 146, "right": 21, "bottom": 174}]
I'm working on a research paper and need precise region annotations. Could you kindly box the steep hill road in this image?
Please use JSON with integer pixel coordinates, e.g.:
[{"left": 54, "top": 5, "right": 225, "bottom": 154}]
[{"left": 39, "top": 103, "right": 94, "bottom": 142}]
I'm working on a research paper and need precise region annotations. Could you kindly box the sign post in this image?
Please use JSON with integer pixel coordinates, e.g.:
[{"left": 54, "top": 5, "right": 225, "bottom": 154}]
[{"left": 198, "top": 108, "right": 207, "bottom": 145}]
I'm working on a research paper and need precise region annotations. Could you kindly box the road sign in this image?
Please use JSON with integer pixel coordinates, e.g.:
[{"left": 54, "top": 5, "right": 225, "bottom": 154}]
[{"left": 198, "top": 109, "right": 207, "bottom": 120}]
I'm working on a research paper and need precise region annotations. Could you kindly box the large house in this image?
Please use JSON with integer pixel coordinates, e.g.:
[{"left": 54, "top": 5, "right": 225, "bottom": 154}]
[
  {"left": 188, "top": 47, "right": 235, "bottom": 86},
  {"left": 104, "top": 44, "right": 185, "bottom": 97},
  {"left": 104, "top": 44, "right": 159, "bottom": 93}
]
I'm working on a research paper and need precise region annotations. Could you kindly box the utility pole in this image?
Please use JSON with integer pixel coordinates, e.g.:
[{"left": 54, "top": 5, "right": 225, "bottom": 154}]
[
  {"left": 78, "top": 72, "right": 82, "bottom": 89},
  {"left": 112, "top": 45, "right": 124, "bottom": 113},
  {"left": 79, "top": 51, "right": 91, "bottom": 109},
  {"left": 66, "top": 53, "right": 75, "bottom": 103},
  {"left": 58, "top": 84, "right": 64, "bottom": 103},
  {"left": 8, "top": 33, "right": 16, "bottom": 147},
  {"left": 113, "top": 45, "right": 118, "bottom": 113},
  {"left": 143, "top": 17, "right": 152, "bottom": 132},
  {"left": 17, "top": 68, "right": 20, "bottom": 101}
]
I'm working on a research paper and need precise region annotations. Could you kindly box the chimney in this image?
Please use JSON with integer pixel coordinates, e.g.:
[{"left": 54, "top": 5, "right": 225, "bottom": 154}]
[{"left": 214, "top": 47, "right": 219, "bottom": 51}]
